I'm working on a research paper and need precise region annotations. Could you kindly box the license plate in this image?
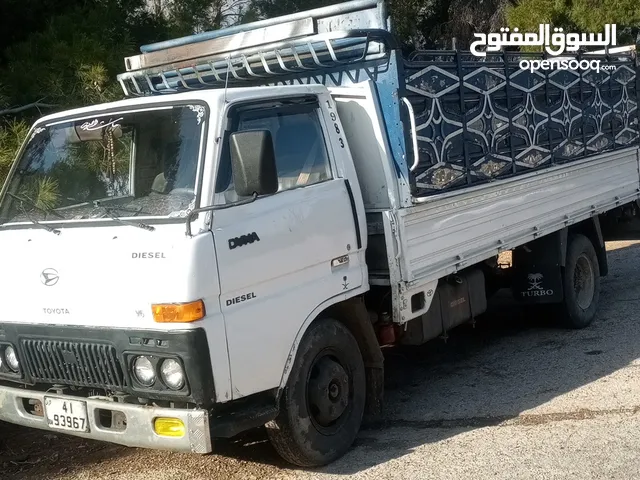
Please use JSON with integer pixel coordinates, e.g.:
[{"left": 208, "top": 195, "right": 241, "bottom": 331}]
[{"left": 44, "top": 397, "right": 89, "bottom": 433}]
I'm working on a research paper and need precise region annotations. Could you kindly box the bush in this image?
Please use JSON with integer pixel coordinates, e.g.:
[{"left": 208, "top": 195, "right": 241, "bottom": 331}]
[{"left": 0, "top": 120, "right": 29, "bottom": 184}]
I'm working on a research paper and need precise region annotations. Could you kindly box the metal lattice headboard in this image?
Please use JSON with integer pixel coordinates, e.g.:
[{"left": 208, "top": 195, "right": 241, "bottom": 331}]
[{"left": 402, "top": 50, "right": 640, "bottom": 197}]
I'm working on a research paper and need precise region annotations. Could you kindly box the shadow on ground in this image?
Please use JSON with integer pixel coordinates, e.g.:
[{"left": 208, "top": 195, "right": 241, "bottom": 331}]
[{"left": 3, "top": 241, "right": 640, "bottom": 478}]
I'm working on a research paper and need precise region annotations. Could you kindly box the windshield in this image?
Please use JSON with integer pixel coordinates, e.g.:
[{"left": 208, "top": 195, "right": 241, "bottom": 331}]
[{"left": 0, "top": 104, "right": 206, "bottom": 224}]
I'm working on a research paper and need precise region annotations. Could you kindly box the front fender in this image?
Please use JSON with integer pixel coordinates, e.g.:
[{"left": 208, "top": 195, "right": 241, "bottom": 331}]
[{"left": 276, "top": 288, "right": 365, "bottom": 392}]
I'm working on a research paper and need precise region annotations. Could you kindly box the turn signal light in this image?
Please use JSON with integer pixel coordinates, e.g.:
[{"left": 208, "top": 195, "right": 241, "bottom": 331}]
[
  {"left": 152, "top": 300, "right": 205, "bottom": 323},
  {"left": 154, "top": 417, "right": 185, "bottom": 437}
]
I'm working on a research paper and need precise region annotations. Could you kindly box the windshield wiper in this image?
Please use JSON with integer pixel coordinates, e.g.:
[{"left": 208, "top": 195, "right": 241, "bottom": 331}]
[
  {"left": 16, "top": 203, "right": 61, "bottom": 235},
  {"left": 93, "top": 201, "right": 155, "bottom": 232},
  {"left": 7, "top": 192, "right": 65, "bottom": 219}
]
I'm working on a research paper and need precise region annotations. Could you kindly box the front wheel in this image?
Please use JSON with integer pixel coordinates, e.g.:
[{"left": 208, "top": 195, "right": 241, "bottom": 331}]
[
  {"left": 556, "top": 234, "right": 601, "bottom": 329},
  {"left": 266, "top": 318, "right": 366, "bottom": 467}
]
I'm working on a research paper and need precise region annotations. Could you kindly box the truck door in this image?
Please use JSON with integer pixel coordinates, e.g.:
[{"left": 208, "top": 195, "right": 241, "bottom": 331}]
[{"left": 211, "top": 97, "right": 364, "bottom": 399}]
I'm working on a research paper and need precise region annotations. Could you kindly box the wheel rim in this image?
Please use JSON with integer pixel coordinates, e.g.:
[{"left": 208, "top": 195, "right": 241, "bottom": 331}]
[
  {"left": 574, "top": 253, "right": 595, "bottom": 310},
  {"left": 306, "top": 352, "right": 352, "bottom": 435}
]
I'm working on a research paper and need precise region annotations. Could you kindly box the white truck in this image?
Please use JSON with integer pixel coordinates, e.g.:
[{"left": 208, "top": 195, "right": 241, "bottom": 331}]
[{"left": 1, "top": 0, "right": 639, "bottom": 467}]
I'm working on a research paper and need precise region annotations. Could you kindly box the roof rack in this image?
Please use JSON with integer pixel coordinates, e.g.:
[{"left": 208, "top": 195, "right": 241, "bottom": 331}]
[
  {"left": 117, "top": 0, "right": 393, "bottom": 97},
  {"left": 118, "top": 30, "right": 396, "bottom": 96}
]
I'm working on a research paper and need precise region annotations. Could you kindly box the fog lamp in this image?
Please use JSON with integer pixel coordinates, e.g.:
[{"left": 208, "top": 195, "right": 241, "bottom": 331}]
[{"left": 154, "top": 417, "right": 185, "bottom": 437}]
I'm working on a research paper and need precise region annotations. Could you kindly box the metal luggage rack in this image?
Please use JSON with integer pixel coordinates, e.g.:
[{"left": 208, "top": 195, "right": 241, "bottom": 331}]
[{"left": 118, "top": 29, "right": 395, "bottom": 97}]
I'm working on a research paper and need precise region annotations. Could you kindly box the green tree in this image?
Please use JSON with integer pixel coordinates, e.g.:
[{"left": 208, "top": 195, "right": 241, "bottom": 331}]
[
  {"left": 0, "top": 120, "right": 29, "bottom": 182},
  {"left": 244, "top": 0, "right": 426, "bottom": 45},
  {"left": 246, "top": 0, "right": 339, "bottom": 18},
  {"left": 507, "top": 0, "right": 640, "bottom": 45},
  {"left": 246, "top": 0, "right": 512, "bottom": 49},
  {"left": 0, "top": 0, "right": 167, "bottom": 187},
  {"left": 149, "top": 0, "right": 248, "bottom": 34},
  {"left": 0, "top": 0, "right": 82, "bottom": 64},
  {"left": 2, "top": 2, "right": 165, "bottom": 110}
]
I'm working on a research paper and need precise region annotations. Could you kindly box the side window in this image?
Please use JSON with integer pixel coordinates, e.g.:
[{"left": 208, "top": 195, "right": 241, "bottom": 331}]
[{"left": 215, "top": 104, "right": 332, "bottom": 204}]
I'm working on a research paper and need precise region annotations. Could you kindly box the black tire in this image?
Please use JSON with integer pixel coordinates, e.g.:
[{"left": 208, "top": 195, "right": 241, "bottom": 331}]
[
  {"left": 556, "top": 234, "right": 601, "bottom": 329},
  {"left": 266, "top": 318, "right": 366, "bottom": 467}
]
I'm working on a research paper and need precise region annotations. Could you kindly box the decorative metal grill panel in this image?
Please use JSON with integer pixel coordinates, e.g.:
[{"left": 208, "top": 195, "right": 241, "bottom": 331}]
[
  {"left": 21, "top": 339, "right": 126, "bottom": 389},
  {"left": 403, "top": 51, "right": 639, "bottom": 197}
]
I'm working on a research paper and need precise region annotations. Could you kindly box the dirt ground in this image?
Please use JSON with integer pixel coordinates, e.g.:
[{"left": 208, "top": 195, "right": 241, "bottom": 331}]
[{"left": 3, "top": 241, "right": 640, "bottom": 480}]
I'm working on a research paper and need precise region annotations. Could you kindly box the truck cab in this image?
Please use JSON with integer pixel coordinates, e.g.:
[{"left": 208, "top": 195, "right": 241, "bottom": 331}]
[{"left": 0, "top": 82, "right": 378, "bottom": 465}]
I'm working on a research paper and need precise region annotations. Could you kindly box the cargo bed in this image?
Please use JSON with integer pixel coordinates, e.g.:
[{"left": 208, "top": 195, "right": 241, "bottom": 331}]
[
  {"left": 333, "top": 83, "right": 640, "bottom": 323},
  {"left": 396, "top": 146, "right": 640, "bottom": 284}
]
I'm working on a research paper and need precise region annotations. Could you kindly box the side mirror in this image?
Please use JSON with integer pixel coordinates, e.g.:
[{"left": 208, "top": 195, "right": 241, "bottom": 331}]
[{"left": 229, "top": 130, "right": 279, "bottom": 197}]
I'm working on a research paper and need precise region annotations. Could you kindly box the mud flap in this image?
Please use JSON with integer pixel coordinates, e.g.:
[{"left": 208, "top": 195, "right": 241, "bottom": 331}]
[{"left": 511, "top": 229, "right": 566, "bottom": 304}]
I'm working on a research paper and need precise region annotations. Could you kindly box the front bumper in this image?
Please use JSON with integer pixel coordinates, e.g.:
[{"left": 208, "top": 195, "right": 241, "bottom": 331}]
[{"left": 0, "top": 385, "right": 212, "bottom": 453}]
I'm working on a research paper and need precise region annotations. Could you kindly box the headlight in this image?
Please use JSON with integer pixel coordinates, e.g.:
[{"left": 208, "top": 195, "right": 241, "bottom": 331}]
[
  {"left": 160, "top": 359, "right": 185, "bottom": 390},
  {"left": 4, "top": 346, "right": 19, "bottom": 372},
  {"left": 133, "top": 356, "right": 156, "bottom": 386}
]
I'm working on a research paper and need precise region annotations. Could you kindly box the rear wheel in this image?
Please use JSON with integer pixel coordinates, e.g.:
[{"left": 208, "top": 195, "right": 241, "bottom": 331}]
[
  {"left": 556, "top": 234, "right": 601, "bottom": 329},
  {"left": 266, "top": 318, "right": 366, "bottom": 467}
]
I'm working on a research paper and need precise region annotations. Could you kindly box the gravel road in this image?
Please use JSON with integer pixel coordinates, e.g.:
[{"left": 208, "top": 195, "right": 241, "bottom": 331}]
[{"left": 3, "top": 240, "right": 640, "bottom": 479}]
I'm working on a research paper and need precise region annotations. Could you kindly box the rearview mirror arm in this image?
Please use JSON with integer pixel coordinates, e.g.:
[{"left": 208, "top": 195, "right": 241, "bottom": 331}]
[{"left": 185, "top": 193, "right": 258, "bottom": 237}]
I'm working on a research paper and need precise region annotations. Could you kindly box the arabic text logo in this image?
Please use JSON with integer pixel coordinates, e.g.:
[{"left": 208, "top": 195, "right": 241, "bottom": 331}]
[
  {"left": 79, "top": 117, "right": 123, "bottom": 132},
  {"left": 471, "top": 24, "right": 617, "bottom": 58},
  {"left": 40, "top": 268, "right": 60, "bottom": 287}
]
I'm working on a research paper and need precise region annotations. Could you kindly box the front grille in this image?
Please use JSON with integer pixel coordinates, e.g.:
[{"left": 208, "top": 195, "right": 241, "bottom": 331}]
[{"left": 20, "top": 339, "right": 126, "bottom": 389}]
